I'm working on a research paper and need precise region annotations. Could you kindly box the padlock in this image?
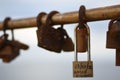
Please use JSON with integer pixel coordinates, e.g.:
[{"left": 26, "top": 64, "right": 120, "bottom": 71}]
[
  {"left": 37, "top": 11, "right": 64, "bottom": 53},
  {"left": 58, "top": 25, "right": 74, "bottom": 51},
  {"left": 0, "top": 17, "right": 28, "bottom": 63},
  {"left": 75, "top": 25, "right": 88, "bottom": 52},
  {"left": 106, "top": 18, "right": 120, "bottom": 49},
  {"left": 0, "top": 17, "right": 13, "bottom": 58},
  {"left": 73, "top": 23, "right": 93, "bottom": 77}
]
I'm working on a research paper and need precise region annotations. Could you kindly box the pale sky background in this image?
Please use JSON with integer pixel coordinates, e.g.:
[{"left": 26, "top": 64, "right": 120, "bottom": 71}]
[{"left": 0, "top": 0, "right": 120, "bottom": 80}]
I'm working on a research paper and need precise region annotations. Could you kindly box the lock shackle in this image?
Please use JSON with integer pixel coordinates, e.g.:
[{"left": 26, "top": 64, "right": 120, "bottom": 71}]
[
  {"left": 109, "top": 17, "right": 120, "bottom": 30},
  {"left": 60, "top": 24, "right": 70, "bottom": 38},
  {"left": 46, "top": 11, "right": 59, "bottom": 27},
  {"left": 3, "top": 17, "right": 11, "bottom": 40},
  {"left": 11, "top": 29, "right": 14, "bottom": 40},
  {"left": 37, "top": 12, "right": 47, "bottom": 29},
  {"left": 78, "top": 5, "right": 86, "bottom": 29},
  {"left": 74, "top": 23, "right": 91, "bottom": 61},
  {"left": 85, "top": 23, "right": 91, "bottom": 61},
  {"left": 3, "top": 17, "right": 15, "bottom": 41}
]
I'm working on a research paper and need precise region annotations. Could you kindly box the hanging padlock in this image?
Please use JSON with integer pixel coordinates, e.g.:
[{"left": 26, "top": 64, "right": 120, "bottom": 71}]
[
  {"left": 75, "top": 5, "right": 88, "bottom": 52},
  {"left": 0, "top": 17, "right": 25, "bottom": 63},
  {"left": 37, "top": 11, "right": 64, "bottom": 53},
  {"left": 0, "top": 17, "right": 14, "bottom": 58},
  {"left": 59, "top": 25, "right": 74, "bottom": 52},
  {"left": 73, "top": 22, "right": 93, "bottom": 77},
  {"left": 106, "top": 17, "right": 120, "bottom": 49}
]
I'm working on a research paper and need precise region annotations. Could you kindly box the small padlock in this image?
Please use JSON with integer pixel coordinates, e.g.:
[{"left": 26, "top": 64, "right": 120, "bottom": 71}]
[
  {"left": 0, "top": 17, "right": 28, "bottom": 63},
  {"left": 106, "top": 18, "right": 120, "bottom": 49},
  {"left": 73, "top": 23, "right": 93, "bottom": 77},
  {"left": 61, "top": 25, "right": 74, "bottom": 51}
]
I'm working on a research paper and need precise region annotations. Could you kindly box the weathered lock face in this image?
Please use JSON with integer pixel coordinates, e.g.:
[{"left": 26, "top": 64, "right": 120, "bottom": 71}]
[
  {"left": 2, "top": 46, "right": 20, "bottom": 63},
  {"left": 0, "top": 45, "right": 13, "bottom": 58},
  {"left": 73, "top": 61, "right": 93, "bottom": 77},
  {"left": 106, "top": 19, "right": 120, "bottom": 49},
  {"left": 75, "top": 25, "right": 88, "bottom": 52}
]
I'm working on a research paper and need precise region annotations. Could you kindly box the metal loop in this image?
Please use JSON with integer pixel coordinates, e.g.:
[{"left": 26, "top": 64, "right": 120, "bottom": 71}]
[
  {"left": 46, "top": 11, "right": 59, "bottom": 27},
  {"left": 3, "top": 17, "right": 11, "bottom": 40},
  {"left": 37, "top": 12, "right": 47, "bottom": 29},
  {"left": 3, "top": 17, "right": 11, "bottom": 35},
  {"left": 74, "top": 23, "right": 91, "bottom": 61},
  {"left": 78, "top": 5, "right": 86, "bottom": 28},
  {"left": 84, "top": 23, "right": 91, "bottom": 61},
  {"left": 11, "top": 28, "right": 14, "bottom": 40}
]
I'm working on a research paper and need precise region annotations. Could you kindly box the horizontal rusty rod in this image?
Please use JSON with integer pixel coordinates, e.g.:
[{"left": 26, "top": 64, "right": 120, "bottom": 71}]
[{"left": 0, "top": 4, "right": 120, "bottom": 30}]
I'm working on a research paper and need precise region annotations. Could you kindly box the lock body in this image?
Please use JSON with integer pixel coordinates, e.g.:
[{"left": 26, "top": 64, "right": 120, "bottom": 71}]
[
  {"left": 75, "top": 26, "right": 88, "bottom": 52},
  {"left": 2, "top": 46, "right": 19, "bottom": 63},
  {"left": 106, "top": 20, "right": 120, "bottom": 49},
  {"left": 73, "top": 61, "right": 93, "bottom": 77},
  {"left": 0, "top": 39, "right": 22, "bottom": 63},
  {"left": 0, "top": 45, "right": 13, "bottom": 58}
]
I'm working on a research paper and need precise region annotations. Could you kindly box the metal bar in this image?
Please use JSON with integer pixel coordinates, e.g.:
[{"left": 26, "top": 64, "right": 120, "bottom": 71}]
[{"left": 0, "top": 4, "right": 120, "bottom": 30}]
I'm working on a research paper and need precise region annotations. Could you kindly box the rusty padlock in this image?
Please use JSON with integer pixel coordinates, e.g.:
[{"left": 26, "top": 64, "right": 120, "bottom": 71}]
[
  {"left": 60, "top": 25, "right": 74, "bottom": 52},
  {"left": 1, "top": 32, "right": 28, "bottom": 63},
  {"left": 0, "top": 17, "right": 12, "bottom": 58},
  {"left": 75, "top": 5, "right": 88, "bottom": 52},
  {"left": 106, "top": 18, "right": 120, "bottom": 49},
  {"left": 37, "top": 11, "right": 64, "bottom": 53},
  {"left": 0, "top": 17, "right": 19, "bottom": 62},
  {"left": 73, "top": 23, "right": 93, "bottom": 77}
]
